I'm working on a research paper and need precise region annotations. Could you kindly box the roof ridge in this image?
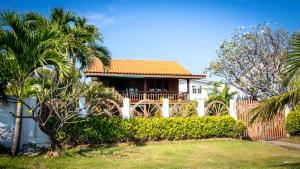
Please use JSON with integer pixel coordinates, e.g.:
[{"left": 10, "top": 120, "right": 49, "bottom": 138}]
[
  {"left": 85, "top": 58, "right": 206, "bottom": 78},
  {"left": 112, "top": 58, "right": 178, "bottom": 62}
]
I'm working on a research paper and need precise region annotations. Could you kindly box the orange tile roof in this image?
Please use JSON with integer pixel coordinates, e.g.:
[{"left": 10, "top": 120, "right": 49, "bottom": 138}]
[{"left": 85, "top": 58, "right": 205, "bottom": 79}]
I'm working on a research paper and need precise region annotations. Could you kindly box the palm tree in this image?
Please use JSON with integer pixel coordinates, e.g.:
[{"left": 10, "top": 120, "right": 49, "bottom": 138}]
[
  {"left": 25, "top": 8, "right": 111, "bottom": 79},
  {"left": 251, "top": 31, "right": 300, "bottom": 121},
  {"left": 0, "top": 11, "right": 70, "bottom": 155}
]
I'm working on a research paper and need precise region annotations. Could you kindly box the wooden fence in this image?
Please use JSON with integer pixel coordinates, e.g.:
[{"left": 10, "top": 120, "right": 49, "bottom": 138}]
[{"left": 237, "top": 100, "right": 286, "bottom": 141}]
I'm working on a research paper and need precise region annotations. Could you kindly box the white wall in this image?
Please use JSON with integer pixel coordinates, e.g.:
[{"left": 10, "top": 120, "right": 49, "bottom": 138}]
[
  {"left": 179, "top": 79, "right": 209, "bottom": 100},
  {"left": 217, "top": 83, "right": 248, "bottom": 99},
  {"left": 0, "top": 96, "right": 49, "bottom": 150}
]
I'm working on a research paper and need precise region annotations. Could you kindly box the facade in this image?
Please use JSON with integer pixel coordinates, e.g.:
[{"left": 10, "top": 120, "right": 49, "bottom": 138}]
[
  {"left": 85, "top": 58, "right": 206, "bottom": 103},
  {"left": 179, "top": 79, "right": 209, "bottom": 100},
  {"left": 179, "top": 80, "right": 248, "bottom": 100}
]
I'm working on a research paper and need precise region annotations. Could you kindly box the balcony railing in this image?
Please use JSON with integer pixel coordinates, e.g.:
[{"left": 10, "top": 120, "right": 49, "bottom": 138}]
[{"left": 118, "top": 91, "right": 189, "bottom": 102}]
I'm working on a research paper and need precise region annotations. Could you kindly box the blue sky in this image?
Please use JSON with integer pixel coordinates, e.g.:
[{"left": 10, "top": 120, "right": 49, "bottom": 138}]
[{"left": 1, "top": 0, "right": 300, "bottom": 76}]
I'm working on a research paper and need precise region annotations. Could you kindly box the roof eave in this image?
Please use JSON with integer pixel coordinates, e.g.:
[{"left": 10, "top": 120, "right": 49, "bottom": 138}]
[{"left": 84, "top": 72, "right": 206, "bottom": 79}]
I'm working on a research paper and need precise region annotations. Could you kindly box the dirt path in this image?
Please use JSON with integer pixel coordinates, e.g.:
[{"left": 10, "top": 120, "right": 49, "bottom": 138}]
[{"left": 264, "top": 140, "right": 300, "bottom": 150}]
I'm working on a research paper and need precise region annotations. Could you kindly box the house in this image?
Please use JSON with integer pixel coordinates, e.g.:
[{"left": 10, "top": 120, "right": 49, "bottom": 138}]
[{"left": 85, "top": 58, "right": 206, "bottom": 103}]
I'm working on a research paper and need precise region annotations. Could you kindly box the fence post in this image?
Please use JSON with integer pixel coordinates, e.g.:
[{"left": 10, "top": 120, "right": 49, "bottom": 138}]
[
  {"left": 162, "top": 98, "right": 169, "bottom": 118},
  {"left": 122, "top": 98, "right": 130, "bottom": 119},
  {"left": 197, "top": 98, "right": 205, "bottom": 116},
  {"left": 229, "top": 99, "right": 237, "bottom": 120}
]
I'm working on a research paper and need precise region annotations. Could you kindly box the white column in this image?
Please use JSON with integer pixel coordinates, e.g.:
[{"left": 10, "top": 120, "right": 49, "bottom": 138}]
[
  {"left": 197, "top": 98, "right": 205, "bottom": 116},
  {"left": 284, "top": 105, "right": 290, "bottom": 118},
  {"left": 229, "top": 99, "right": 237, "bottom": 120},
  {"left": 162, "top": 98, "right": 169, "bottom": 118},
  {"left": 122, "top": 98, "right": 130, "bottom": 119}
]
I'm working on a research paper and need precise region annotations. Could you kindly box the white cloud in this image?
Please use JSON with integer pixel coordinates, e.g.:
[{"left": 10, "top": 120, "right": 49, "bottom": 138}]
[
  {"left": 82, "top": 11, "right": 135, "bottom": 28},
  {"left": 84, "top": 12, "right": 117, "bottom": 27}
]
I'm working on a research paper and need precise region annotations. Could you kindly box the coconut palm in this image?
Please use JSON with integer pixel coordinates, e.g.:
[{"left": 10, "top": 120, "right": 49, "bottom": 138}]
[
  {"left": 251, "top": 31, "right": 300, "bottom": 121},
  {"left": 0, "top": 11, "right": 70, "bottom": 155}
]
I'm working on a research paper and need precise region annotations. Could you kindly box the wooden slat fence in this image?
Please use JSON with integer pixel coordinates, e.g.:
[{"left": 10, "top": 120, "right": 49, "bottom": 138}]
[{"left": 237, "top": 99, "right": 286, "bottom": 141}]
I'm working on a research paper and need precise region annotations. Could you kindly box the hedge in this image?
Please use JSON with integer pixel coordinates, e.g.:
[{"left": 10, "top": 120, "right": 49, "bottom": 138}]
[
  {"left": 60, "top": 116, "right": 245, "bottom": 144},
  {"left": 286, "top": 110, "right": 300, "bottom": 136}
]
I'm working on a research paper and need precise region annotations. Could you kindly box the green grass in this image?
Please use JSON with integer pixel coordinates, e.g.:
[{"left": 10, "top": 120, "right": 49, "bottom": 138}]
[
  {"left": 1, "top": 139, "right": 300, "bottom": 169},
  {"left": 280, "top": 136, "right": 300, "bottom": 144}
]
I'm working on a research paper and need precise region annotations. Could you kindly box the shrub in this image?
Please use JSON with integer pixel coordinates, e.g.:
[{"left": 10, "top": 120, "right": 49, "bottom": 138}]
[
  {"left": 286, "top": 110, "right": 300, "bottom": 136},
  {"left": 61, "top": 116, "right": 245, "bottom": 144}
]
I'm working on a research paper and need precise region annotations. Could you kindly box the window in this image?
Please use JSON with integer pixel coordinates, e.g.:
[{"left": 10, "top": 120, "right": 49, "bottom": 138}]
[
  {"left": 192, "top": 86, "right": 197, "bottom": 94},
  {"left": 197, "top": 86, "right": 202, "bottom": 94}
]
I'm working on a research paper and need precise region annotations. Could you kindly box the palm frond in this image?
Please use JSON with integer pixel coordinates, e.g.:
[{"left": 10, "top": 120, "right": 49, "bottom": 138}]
[
  {"left": 251, "top": 88, "right": 300, "bottom": 122},
  {"left": 283, "top": 31, "right": 300, "bottom": 87}
]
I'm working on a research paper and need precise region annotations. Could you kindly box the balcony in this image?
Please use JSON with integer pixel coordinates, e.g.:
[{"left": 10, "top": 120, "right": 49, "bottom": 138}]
[{"left": 117, "top": 91, "right": 189, "bottom": 103}]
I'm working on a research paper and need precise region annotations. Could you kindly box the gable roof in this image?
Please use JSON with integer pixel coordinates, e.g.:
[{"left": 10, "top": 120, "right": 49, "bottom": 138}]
[{"left": 85, "top": 58, "right": 206, "bottom": 79}]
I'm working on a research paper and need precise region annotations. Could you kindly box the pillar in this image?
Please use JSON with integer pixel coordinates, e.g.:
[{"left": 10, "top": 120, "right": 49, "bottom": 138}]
[
  {"left": 143, "top": 78, "right": 147, "bottom": 99},
  {"left": 162, "top": 98, "right": 169, "bottom": 118},
  {"left": 122, "top": 98, "right": 130, "bottom": 119},
  {"left": 284, "top": 105, "right": 290, "bottom": 118},
  {"left": 187, "top": 79, "right": 190, "bottom": 100},
  {"left": 197, "top": 98, "right": 205, "bottom": 116},
  {"left": 229, "top": 99, "right": 237, "bottom": 120}
]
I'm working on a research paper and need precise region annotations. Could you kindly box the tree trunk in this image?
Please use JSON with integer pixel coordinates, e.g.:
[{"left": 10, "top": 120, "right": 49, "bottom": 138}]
[
  {"left": 67, "top": 56, "right": 76, "bottom": 93},
  {"left": 11, "top": 101, "right": 22, "bottom": 155},
  {"left": 50, "top": 136, "right": 56, "bottom": 151}
]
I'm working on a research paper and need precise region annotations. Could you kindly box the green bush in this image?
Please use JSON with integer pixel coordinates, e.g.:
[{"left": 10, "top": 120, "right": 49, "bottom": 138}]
[
  {"left": 286, "top": 110, "right": 300, "bottom": 136},
  {"left": 61, "top": 116, "right": 245, "bottom": 144}
]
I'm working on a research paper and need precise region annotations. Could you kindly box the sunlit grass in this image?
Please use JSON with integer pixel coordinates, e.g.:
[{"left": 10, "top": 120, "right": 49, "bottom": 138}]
[{"left": 1, "top": 139, "right": 300, "bottom": 169}]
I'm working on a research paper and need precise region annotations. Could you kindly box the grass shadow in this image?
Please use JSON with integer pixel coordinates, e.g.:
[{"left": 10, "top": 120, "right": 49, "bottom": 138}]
[
  {"left": 269, "top": 162, "right": 300, "bottom": 169},
  {"left": 128, "top": 141, "right": 146, "bottom": 147},
  {"left": 0, "top": 164, "right": 25, "bottom": 169}
]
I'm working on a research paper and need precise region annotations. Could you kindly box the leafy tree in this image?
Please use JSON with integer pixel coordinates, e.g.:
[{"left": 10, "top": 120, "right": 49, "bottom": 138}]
[
  {"left": 206, "top": 24, "right": 289, "bottom": 99},
  {"left": 0, "top": 11, "right": 70, "bottom": 155},
  {"left": 251, "top": 30, "right": 300, "bottom": 121}
]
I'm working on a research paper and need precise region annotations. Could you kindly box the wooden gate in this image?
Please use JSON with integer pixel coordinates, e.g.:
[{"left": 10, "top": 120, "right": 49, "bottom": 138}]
[{"left": 237, "top": 100, "right": 286, "bottom": 141}]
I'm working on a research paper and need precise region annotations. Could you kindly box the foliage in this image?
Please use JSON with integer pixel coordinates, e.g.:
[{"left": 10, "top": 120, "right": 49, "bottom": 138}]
[
  {"left": 33, "top": 79, "right": 118, "bottom": 150},
  {"left": 0, "top": 8, "right": 112, "bottom": 154},
  {"left": 171, "top": 100, "right": 197, "bottom": 117},
  {"left": 206, "top": 82, "right": 236, "bottom": 105},
  {"left": 0, "top": 11, "right": 70, "bottom": 155},
  {"left": 34, "top": 80, "right": 86, "bottom": 150},
  {"left": 206, "top": 24, "right": 289, "bottom": 99},
  {"left": 61, "top": 116, "right": 245, "bottom": 144},
  {"left": 24, "top": 8, "right": 111, "bottom": 72},
  {"left": 84, "top": 82, "right": 115, "bottom": 103},
  {"left": 59, "top": 116, "right": 131, "bottom": 144},
  {"left": 286, "top": 110, "right": 300, "bottom": 136},
  {"left": 205, "top": 82, "right": 236, "bottom": 116},
  {"left": 250, "top": 30, "right": 300, "bottom": 121},
  {"left": 0, "top": 11, "right": 70, "bottom": 99}
]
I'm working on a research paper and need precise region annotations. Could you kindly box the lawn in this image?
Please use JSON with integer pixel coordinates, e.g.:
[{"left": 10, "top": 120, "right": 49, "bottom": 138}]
[{"left": 1, "top": 139, "right": 300, "bottom": 169}]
